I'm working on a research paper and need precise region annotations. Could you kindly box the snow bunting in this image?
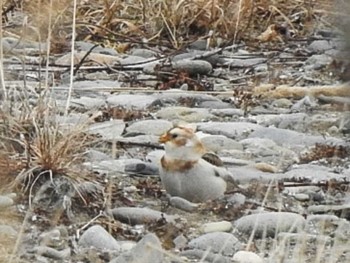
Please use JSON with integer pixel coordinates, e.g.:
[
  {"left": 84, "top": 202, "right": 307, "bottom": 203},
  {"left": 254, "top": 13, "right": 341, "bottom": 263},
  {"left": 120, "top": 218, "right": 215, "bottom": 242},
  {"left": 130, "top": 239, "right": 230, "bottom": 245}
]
[{"left": 158, "top": 125, "right": 234, "bottom": 203}]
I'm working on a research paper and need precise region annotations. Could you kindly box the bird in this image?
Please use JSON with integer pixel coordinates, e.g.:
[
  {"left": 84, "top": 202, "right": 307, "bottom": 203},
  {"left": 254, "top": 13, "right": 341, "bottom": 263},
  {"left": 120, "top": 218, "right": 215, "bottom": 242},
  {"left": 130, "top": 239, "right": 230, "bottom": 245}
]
[{"left": 158, "top": 124, "right": 234, "bottom": 203}]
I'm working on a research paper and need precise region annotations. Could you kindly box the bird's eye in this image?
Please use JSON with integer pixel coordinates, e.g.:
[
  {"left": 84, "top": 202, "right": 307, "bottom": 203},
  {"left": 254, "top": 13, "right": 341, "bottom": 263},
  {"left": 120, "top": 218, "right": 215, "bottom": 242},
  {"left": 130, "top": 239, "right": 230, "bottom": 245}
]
[{"left": 171, "top": 134, "right": 178, "bottom": 139}]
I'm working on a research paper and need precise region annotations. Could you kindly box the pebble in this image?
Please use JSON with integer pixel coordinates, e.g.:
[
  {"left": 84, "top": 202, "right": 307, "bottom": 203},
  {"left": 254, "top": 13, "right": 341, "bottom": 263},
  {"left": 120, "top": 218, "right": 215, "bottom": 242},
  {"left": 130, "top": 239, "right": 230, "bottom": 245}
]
[
  {"left": 200, "top": 135, "right": 243, "bottom": 152},
  {"left": 70, "top": 96, "right": 106, "bottom": 110},
  {"left": 125, "top": 119, "right": 172, "bottom": 136},
  {"left": 35, "top": 246, "right": 71, "bottom": 260},
  {"left": 0, "top": 195, "right": 14, "bottom": 209},
  {"left": 109, "top": 207, "right": 179, "bottom": 225},
  {"left": 294, "top": 193, "right": 310, "bottom": 201},
  {"left": 110, "top": 233, "right": 164, "bottom": 263},
  {"left": 124, "top": 161, "right": 159, "bottom": 175},
  {"left": 307, "top": 204, "right": 350, "bottom": 219},
  {"left": 198, "top": 122, "right": 261, "bottom": 140},
  {"left": 0, "top": 225, "right": 17, "bottom": 238},
  {"left": 173, "top": 59, "right": 212, "bottom": 75},
  {"left": 188, "top": 232, "right": 242, "bottom": 256},
  {"left": 181, "top": 249, "right": 232, "bottom": 263},
  {"left": 200, "top": 221, "right": 233, "bottom": 233},
  {"left": 156, "top": 106, "right": 215, "bottom": 122},
  {"left": 169, "top": 196, "right": 199, "bottom": 212},
  {"left": 88, "top": 119, "right": 125, "bottom": 140},
  {"left": 234, "top": 212, "right": 305, "bottom": 238},
  {"left": 232, "top": 251, "right": 264, "bottom": 263},
  {"left": 78, "top": 225, "right": 121, "bottom": 251},
  {"left": 107, "top": 94, "right": 160, "bottom": 109}
]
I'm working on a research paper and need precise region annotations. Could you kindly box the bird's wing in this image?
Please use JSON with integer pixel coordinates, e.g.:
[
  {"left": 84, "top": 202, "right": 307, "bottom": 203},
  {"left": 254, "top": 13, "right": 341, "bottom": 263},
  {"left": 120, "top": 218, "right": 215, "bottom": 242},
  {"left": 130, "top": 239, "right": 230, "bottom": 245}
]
[{"left": 201, "top": 152, "right": 224, "bottom": 167}]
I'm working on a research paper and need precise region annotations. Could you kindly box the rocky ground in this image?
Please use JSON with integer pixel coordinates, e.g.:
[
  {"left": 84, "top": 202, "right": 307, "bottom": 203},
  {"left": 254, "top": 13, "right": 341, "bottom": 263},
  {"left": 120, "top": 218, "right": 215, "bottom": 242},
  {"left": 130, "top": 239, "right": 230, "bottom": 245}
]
[{"left": 1, "top": 2, "right": 350, "bottom": 263}]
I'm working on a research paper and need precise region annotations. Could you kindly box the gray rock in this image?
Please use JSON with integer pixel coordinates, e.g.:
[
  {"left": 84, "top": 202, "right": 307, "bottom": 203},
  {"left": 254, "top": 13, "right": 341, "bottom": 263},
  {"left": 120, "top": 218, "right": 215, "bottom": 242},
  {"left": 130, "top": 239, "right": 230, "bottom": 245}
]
[
  {"left": 107, "top": 94, "right": 159, "bottom": 109},
  {"left": 200, "top": 135, "right": 243, "bottom": 152},
  {"left": 284, "top": 165, "right": 347, "bottom": 182},
  {"left": 277, "top": 232, "right": 332, "bottom": 246},
  {"left": 272, "top": 98, "right": 293, "bottom": 108},
  {"left": 228, "top": 166, "right": 282, "bottom": 184},
  {"left": 305, "top": 215, "right": 340, "bottom": 235},
  {"left": 125, "top": 119, "right": 172, "bottom": 136},
  {"left": 173, "top": 234, "right": 188, "bottom": 250},
  {"left": 211, "top": 108, "right": 244, "bottom": 117},
  {"left": 109, "top": 207, "right": 178, "bottom": 225},
  {"left": 188, "top": 232, "right": 242, "bottom": 256},
  {"left": 181, "top": 249, "right": 232, "bottom": 263},
  {"left": 226, "top": 58, "right": 267, "bottom": 68},
  {"left": 117, "top": 135, "right": 159, "bottom": 145},
  {"left": 200, "top": 221, "right": 233, "bottom": 233},
  {"left": 78, "top": 225, "right": 120, "bottom": 250},
  {"left": 234, "top": 212, "right": 306, "bottom": 238},
  {"left": 156, "top": 90, "right": 221, "bottom": 104},
  {"left": 305, "top": 54, "right": 333, "bottom": 70},
  {"left": 198, "top": 122, "right": 261, "bottom": 140},
  {"left": 0, "top": 195, "right": 14, "bottom": 209},
  {"left": 130, "top": 48, "right": 157, "bottom": 58},
  {"left": 119, "top": 55, "right": 148, "bottom": 65},
  {"left": 71, "top": 96, "right": 106, "bottom": 110},
  {"left": 172, "top": 59, "right": 212, "bottom": 75},
  {"left": 35, "top": 246, "right": 71, "bottom": 260},
  {"left": 307, "top": 204, "right": 350, "bottom": 219},
  {"left": 88, "top": 119, "right": 125, "bottom": 140},
  {"left": 198, "top": 100, "right": 231, "bottom": 109},
  {"left": 307, "top": 40, "right": 334, "bottom": 53},
  {"left": 248, "top": 126, "right": 343, "bottom": 148},
  {"left": 39, "top": 227, "right": 68, "bottom": 249},
  {"left": 146, "top": 150, "right": 165, "bottom": 164},
  {"left": 124, "top": 161, "right": 159, "bottom": 175},
  {"left": 169, "top": 196, "right": 199, "bottom": 212},
  {"left": 156, "top": 106, "right": 214, "bottom": 122},
  {"left": 0, "top": 225, "right": 17, "bottom": 238},
  {"left": 85, "top": 149, "right": 112, "bottom": 162},
  {"left": 72, "top": 80, "right": 122, "bottom": 90},
  {"left": 232, "top": 251, "right": 264, "bottom": 263},
  {"left": 89, "top": 158, "right": 148, "bottom": 174},
  {"left": 110, "top": 233, "right": 164, "bottom": 263},
  {"left": 76, "top": 41, "right": 119, "bottom": 55}
]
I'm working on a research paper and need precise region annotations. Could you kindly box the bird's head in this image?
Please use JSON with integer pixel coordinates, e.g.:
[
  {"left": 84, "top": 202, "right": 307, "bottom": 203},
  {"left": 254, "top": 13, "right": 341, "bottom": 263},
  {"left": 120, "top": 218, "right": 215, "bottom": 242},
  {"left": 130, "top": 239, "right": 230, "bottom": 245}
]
[{"left": 159, "top": 125, "right": 206, "bottom": 161}]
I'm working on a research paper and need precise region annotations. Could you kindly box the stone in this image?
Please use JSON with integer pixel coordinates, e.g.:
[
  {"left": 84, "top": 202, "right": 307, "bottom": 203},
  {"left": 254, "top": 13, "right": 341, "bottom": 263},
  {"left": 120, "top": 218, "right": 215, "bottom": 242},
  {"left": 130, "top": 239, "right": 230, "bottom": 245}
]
[
  {"left": 169, "top": 196, "right": 199, "bottom": 212},
  {"left": 110, "top": 233, "right": 164, "bottom": 263},
  {"left": 200, "top": 135, "right": 243, "bottom": 152},
  {"left": 109, "top": 207, "right": 178, "bottom": 225},
  {"left": 198, "top": 122, "right": 261, "bottom": 140},
  {"left": 200, "top": 221, "right": 233, "bottom": 233},
  {"left": 188, "top": 232, "right": 242, "bottom": 256},
  {"left": 232, "top": 251, "right": 264, "bottom": 263},
  {"left": 156, "top": 107, "right": 214, "bottom": 122},
  {"left": 125, "top": 119, "right": 172, "bottom": 136},
  {"left": 107, "top": 94, "right": 159, "bottom": 109},
  {"left": 173, "top": 59, "right": 213, "bottom": 75},
  {"left": 234, "top": 212, "right": 305, "bottom": 238},
  {"left": 35, "top": 246, "right": 71, "bottom": 260},
  {"left": 0, "top": 195, "right": 14, "bottom": 209},
  {"left": 78, "top": 225, "right": 120, "bottom": 251},
  {"left": 88, "top": 119, "right": 125, "bottom": 140},
  {"left": 70, "top": 96, "right": 105, "bottom": 110}
]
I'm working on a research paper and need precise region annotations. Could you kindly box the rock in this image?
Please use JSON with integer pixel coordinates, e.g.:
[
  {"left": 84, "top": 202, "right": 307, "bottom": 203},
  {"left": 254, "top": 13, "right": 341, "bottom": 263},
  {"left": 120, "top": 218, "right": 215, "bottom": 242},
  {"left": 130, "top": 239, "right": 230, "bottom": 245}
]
[
  {"left": 226, "top": 58, "right": 267, "bottom": 68},
  {"left": 277, "top": 232, "right": 332, "bottom": 246},
  {"left": 234, "top": 212, "right": 305, "bottom": 238},
  {"left": 71, "top": 96, "right": 105, "bottom": 110},
  {"left": 173, "top": 59, "right": 212, "bottom": 75},
  {"left": 118, "top": 135, "right": 159, "bottom": 145},
  {"left": 109, "top": 207, "right": 178, "bottom": 225},
  {"left": 272, "top": 98, "right": 293, "bottom": 108},
  {"left": 39, "top": 227, "right": 68, "bottom": 249},
  {"left": 169, "top": 196, "right": 199, "bottom": 212},
  {"left": 232, "top": 251, "right": 264, "bottom": 263},
  {"left": 78, "top": 225, "right": 120, "bottom": 251},
  {"left": 188, "top": 232, "right": 242, "bottom": 256},
  {"left": 305, "top": 54, "right": 333, "bottom": 70},
  {"left": 130, "top": 48, "right": 157, "bottom": 58},
  {"left": 200, "top": 221, "right": 233, "bottom": 233},
  {"left": 88, "top": 119, "right": 125, "bottom": 140},
  {"left": 228, "top": 166, "right": 282, "bottom": 184},
  {"left": 181, "top": 249, "right": 232, "bottom": 263},
  {"left": 211, "top": 109, "right": 245, "bottom": 117},
  {"left": 173, "top": 234, "right": 188, "bottom": 250},
  {"left": 305, "top": 215, "right": 340, "bottom": 235},
  {"left": 76, "top": 41, "right": 118, "bottom": 55},
  {"left": 248, "top": 126, "right": 343, "bottom": 148},
  {"left": 107, "top": 94, "right": 159, "bottom": 109},
  {"left": 200, "top": 135, "right": 243, "bottom": 152},
  {"left": 198, "top": 122, "right": 261, "bottom": 140},
  {"left": 284, "top": 165, "right": 347, "bottom": 182},
  {"left": 307, "top": 40, "right": 334, "bottom": 53},
  {"left": 110, "top": 233, "right": 164, "bottom": 263},
  {"left": 294, "top": 193, "right": 310, "bottom": 202},
  {"left": 124, "top": 161, "right": 159, "bottom": 175},
  {"left": 35, "top": 246, "right": 71, "bottom": 260},
  {"left": 0, "top": 225, "right": 17, "bottom": 238},
  {"left": 125, "top": 119, "right": 172, "bottom": 136},
  {"left": 307, "top": 204, "right": 350, "bottom": 220},
  {"left": 146, "top": 150, "right": 165, "bottom": 164},
  {"left": 156, "top": 107, "right": 214, "bottom": 122},
  {"left": 198, "top": 100, "right": 231, "bottom": 109},
  {"left": 0, "top": 195, "right": 14, "bottom": 209}
]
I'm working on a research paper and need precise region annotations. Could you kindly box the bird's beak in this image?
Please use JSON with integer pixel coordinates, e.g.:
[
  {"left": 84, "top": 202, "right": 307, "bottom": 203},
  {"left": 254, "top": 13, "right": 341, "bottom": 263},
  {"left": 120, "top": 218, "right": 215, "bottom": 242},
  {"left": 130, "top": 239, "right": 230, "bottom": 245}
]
[{"left": 159, "top": 133, "right": 171, "bottom": 143}]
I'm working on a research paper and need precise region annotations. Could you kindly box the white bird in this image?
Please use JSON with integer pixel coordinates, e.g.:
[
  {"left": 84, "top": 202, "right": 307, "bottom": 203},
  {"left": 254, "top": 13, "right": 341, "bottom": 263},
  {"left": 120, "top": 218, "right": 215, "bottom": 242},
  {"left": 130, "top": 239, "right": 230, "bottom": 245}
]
[{"left": 158, "top": 124, "right": 234, "bottom": 203}]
